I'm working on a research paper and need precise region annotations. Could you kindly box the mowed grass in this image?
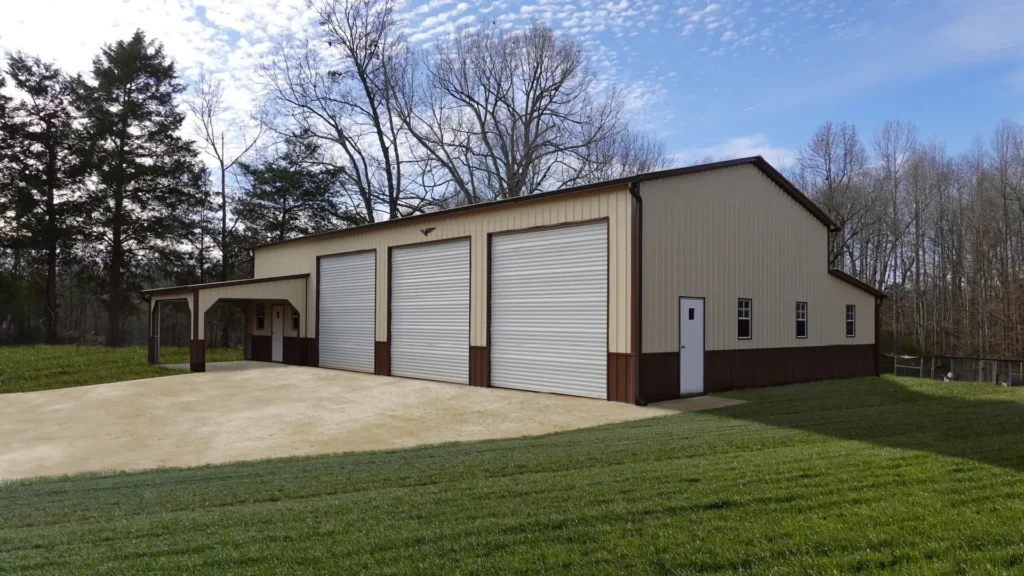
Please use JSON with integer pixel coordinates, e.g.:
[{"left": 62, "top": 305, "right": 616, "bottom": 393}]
[
  {"left": 0, "top": 345, "right": 244, "bottom": 393},
  {"left": 4, "top": 376, "right": 1024, "bottom": 574}
]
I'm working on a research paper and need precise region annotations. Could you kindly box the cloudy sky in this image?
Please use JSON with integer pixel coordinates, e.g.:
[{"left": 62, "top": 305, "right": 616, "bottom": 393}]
[{"left": 2, "top": 0, "right": 1022, "bottom": 167}]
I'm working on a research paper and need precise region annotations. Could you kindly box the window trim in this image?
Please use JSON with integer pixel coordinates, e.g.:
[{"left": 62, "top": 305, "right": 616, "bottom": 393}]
[
  {"left": 845, "top": 304, "right": 856, "bottom": 338},
  {"left": 256, "top": 305, "right": 265, "bottom": 331},
  {"left": 796, "top": 301, "right": 808, "bottom": 339},
  {"left": 292, "top": 310, "right": 300, "bottom": 331},
  {"left": 737, "top": 298, "right": 753, "bottom": 340}
]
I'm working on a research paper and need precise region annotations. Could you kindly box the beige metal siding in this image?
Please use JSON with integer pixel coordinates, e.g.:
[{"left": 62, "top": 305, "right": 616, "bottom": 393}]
[
  {"left": 827, "top": 276, "right": 876, "bottom": 344},
  {"left": 253, "top": 186, "right": 633, "bottom": 353},
  {"left": 642, "top": 164, "right": 875, "bottom": 352},
  {"left": 149, "top": 290, "right": 193, "bottom": 315},
  {"left": 249, "top": 300, "right": 300, "bottom": 337},
  {"left": 196, "top": 278, "right": 307, "bottom": 338}
]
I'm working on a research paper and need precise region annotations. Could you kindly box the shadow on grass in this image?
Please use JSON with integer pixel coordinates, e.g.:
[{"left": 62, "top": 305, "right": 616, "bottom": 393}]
[{"left": 709, "top": 376, "right": 1024, "bottom": 472}]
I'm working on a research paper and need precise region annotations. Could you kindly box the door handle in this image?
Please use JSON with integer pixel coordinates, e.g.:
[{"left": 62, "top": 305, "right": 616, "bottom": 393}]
[{"left": 680, "top": 345, "right": 686, "bottom": 350}]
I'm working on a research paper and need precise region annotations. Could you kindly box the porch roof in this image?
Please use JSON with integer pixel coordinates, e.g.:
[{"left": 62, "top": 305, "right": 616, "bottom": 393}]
[{"left": 142, "top": 274, "right": 309, "bottom": 297}]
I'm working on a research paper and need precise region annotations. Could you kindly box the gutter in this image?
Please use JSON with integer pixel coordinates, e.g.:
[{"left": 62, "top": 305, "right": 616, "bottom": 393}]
[{"left": 629, "top": 181, "right": 646, "bottom": 406}]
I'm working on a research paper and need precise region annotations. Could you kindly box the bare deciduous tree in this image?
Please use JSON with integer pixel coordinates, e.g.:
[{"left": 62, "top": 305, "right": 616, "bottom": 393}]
[
  {"left": 259, "top": 0, "right": 423, "bottom": 222},
  {"left": 397, "top": 22, "right": 626, "bottom": 203},
  {"left": 184, "top": 71, "right": 266, "bottom": 282},
  {"left": 796, "top": 121, "right": 870, "bottom": 268},
  {"left": 577, "top": 127, "right": 668, "bottom": 182}
]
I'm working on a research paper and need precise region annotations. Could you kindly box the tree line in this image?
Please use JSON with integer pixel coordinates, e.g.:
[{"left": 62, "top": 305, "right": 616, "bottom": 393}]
[
  {"left": 0, "top": 0, "right": 666, "bottom": 347},
  {"left": 793, "top": 119, "right": 1024, "bottom": 360},
  {"left": 3, "top": 0, "right": 1020, "bottom": 361}
]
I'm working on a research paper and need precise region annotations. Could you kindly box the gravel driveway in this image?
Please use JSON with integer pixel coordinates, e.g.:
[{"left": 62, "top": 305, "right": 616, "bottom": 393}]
[{"left": 0, "top": 362, "right": 742, "bottom": 479}]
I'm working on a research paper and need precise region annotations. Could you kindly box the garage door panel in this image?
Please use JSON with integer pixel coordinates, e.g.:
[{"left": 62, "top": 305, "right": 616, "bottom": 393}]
[
  {"left": 319, "top": 251, "right": 375, "bottom": 373},
  {"left": 391, "top": 240, "right": 470, "bottom": 384},
  {"left": 491, "top": 221, "right": 608, "bottom": 399}
]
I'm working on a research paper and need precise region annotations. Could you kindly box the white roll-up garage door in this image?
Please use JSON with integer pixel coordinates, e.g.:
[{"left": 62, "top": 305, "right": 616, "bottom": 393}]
[
  {"left": 318, "top": 251, "right": 376, "bottom": 372},
  {"left": 390, "top": 240, "right": 470, "bottom": 383},
  {"left": 491, "top": 221, "right": 608, "bottom": 398}
]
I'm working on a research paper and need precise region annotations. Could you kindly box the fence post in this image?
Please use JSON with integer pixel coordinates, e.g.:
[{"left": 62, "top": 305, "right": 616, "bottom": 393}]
[
  {"left": 993, "top": 360, "right": 999, "bottom": 384},
  {"left": 977, "top": 361, "right": 982, "bottom": 383},
  {"left": 930, "top": 357, "right": 936, "bottom": 379}
]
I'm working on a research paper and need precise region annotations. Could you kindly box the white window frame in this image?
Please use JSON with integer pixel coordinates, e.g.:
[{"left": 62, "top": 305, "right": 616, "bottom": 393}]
[
  {"left": 738, "top": 298, "right": 752, "bottom": 340},
  {"left": 796, "top": 301, "right": 808, "bottom": 339},
  {"left": 292, "top": 310, "right": 300, "bottom": 331},
  {"left": 256, "top": 305, "right": 266, "bottom": 330},
  {"left": 845, "top": 305, "right": 856, "bottom": 338}
]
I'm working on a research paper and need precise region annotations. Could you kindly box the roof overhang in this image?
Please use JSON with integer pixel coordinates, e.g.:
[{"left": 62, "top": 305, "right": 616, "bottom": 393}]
[
  {"left": 142, "top": 274, "right": 310, "bottom": 297},
  {"left": 829, "top": 269, "right": 887, "bottom": 299},
  {"left": 248, "top": 156, "right": 837, "bottom": 252}
]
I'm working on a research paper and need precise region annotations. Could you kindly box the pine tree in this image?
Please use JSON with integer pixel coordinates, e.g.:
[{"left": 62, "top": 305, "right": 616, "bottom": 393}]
[
  {"left": 75, "top": 30, "right": 205, "bottom": 346},
  {"left": 4, "top": 54, "right": 84, "bottom": 343},
  {"left": 0, "top": 70, "right": 21, "bottom": 341},
  {"left": 235, "top": 135, "right": 358, "bottom": 244}
]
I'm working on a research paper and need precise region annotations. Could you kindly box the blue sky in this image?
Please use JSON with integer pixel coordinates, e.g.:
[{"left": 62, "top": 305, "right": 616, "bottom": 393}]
[{"left": 1, "top": 0, "right": 1022, "bottom": 166}]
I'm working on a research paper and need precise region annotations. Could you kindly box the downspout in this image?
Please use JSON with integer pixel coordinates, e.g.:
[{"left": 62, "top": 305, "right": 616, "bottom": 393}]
[{"left": 629, "top": 181, "right": 646, "bottom": 406}]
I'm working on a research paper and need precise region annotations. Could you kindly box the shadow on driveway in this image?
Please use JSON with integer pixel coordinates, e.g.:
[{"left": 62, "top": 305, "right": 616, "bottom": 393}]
[{"left": 708, "top": 376, "right": 1024, "bottom": 472}]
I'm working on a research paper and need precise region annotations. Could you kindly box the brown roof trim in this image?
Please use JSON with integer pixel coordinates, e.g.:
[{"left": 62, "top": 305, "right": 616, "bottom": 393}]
[
  {"left": 142, "top": 274, "right": 310, "bottom": 297},
  {"left": 829, "top": 269, "right": 887, "bottom": 299},
  {"left": 250, "top": 156, "right": 836, "bottom": 251}
]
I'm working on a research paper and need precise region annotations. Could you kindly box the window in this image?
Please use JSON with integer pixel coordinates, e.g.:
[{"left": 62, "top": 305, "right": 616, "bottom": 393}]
[
  {"left": 796, "top": 302, "right": 808, "bottom": 339},
  {"left": 256, "top": 306, "right": 265, "bottom": 330},
  {"left": 737, "top": 298, "right": 752, "bottom": 339},
  {"left": 845, "top": 305, "right": 856, "bottom": 337},
  {"left": 292, "top": 310, "right": 300, "bottom": 331}
]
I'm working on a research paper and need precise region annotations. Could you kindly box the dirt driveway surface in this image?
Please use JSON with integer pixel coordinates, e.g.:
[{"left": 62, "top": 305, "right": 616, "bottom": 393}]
[{"left": 0, "top": 362, "right": 743, "bottom": 479}]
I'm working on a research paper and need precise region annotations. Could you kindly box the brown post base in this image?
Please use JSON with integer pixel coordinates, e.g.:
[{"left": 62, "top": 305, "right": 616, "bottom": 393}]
[
  {"left": 190, "top": 339, "right": 206, "bottom": 372},
  {"left": 374, "top": 341, "right": 390, "bottom": 376},
  {"left": 470, "top": 346, "right": 489, "bottom": 387}
]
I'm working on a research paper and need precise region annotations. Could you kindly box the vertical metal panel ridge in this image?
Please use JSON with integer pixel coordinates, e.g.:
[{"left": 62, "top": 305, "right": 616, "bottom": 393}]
[
  {"left": 642, "top": 164, "right": 871, "bottom": 354},
  {"left": 248, "top": 186, "right": 632, "bottom": 356}
]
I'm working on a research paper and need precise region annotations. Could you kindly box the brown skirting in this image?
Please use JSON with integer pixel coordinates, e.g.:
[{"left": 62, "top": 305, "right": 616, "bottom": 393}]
[
  {"left": 637, "top": 352, "right": 679, "bottom": 402},
  {"left": 148, "top": 336, "right": 158, "bottom": 364},
  {"left": 246, "top": 335, "right": 315, "bottom": 365},
  {"left": 607, "top": 353, "right": 635, "bottom": 403},
  {"left": 307, "top": 337, "right": 319, "bottom": 367},
  {"left": 374, "top": 341, "right": 390, "bottom": 376},
  {"left": 283, "top": 337, "right": 315, "bottom": 366},
  {"left": 189, "top": 339, "right": 205, "bottom": 372},
  {"left": 251, "top": 335, "right": 272, "bottom": 362},
  {"left": 639, "top": 344, "right": 877, "bottom": 399},
  {"left": 470, "top": 346, "right": 489, "bottom": 387},
  {"left": 705, "top": 344, "right": 875, "bottom": 392}
]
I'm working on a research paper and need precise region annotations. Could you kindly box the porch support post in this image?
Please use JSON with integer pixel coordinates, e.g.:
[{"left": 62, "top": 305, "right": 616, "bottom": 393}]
[
  {"left": 149, "top": 301, "right": 160, "bottom": 364},
  {"left": 190, "top": 289, "right": 206, "bottom": 372}
]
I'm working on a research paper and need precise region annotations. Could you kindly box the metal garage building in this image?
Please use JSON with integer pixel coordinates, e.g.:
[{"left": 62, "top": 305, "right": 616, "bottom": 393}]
[{"left": 144, "top": 156, "right": 885, "bottom": 404}]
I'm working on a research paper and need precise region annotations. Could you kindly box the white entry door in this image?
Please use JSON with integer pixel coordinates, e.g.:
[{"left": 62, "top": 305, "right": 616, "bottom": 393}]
[
  {"left": 272, "top": 305, "right": 284, "bottom": 362},
  {"left": 679, "top": 297, "right": 704, "bottom": 396},
  {"left": 390, "top": 240, "right": 470, "bottom": 383}
]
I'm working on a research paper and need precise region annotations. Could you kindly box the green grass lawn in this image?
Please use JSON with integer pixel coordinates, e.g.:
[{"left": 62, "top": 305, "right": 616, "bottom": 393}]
[
  {"left": 0, "top": 345, "right": 244, "bottom": 394},
  {"left": 4, "top": 376, "right": 1024, "bottom": 574}
]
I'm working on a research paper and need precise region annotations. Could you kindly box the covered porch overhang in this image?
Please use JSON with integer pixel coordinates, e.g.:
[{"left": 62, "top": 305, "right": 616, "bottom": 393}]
[{"left": 142, "top": 274, "right": 311, "bottom": 372}]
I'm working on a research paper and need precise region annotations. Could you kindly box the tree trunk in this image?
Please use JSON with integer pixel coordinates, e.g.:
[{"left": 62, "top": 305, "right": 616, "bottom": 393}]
[
  {"left": 45, "top": 143, "right": 59, "bottom": 344},
  {"left": 108, "top": 189, "right": 123, "bottom": 347}
]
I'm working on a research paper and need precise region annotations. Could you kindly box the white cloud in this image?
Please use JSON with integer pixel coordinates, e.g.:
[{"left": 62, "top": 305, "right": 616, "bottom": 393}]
[{"left": 669, "top": 134, "right": 798, "bottom": 168}]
